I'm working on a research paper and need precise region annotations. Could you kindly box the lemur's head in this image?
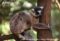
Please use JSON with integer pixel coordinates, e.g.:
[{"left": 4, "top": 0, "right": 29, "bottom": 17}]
[{"left": 31, "top": 6, "right": 44, "bottom": 17}]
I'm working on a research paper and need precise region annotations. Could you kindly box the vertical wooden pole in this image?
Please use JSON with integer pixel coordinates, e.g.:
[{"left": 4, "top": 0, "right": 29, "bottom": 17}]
[{"left": 37, "top": 0, "right": 52, "bottom": 41}]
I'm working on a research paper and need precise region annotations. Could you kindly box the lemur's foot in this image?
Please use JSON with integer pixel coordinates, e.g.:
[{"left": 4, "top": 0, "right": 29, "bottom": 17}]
[{"left": 19, "top": 34, "right": 26, "bottom": 40}]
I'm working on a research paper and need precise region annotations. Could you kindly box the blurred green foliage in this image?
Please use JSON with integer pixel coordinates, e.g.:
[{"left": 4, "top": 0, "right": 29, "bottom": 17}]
[
  {"left": 51, "top": 1, "right": 60, "bottom": 39},
  {"left": 0, "top": 0, "right": 37, "bottom": 20}
]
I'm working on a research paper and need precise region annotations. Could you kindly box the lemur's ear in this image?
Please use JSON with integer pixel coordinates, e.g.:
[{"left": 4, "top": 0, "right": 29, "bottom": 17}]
[
  {"left": 31, "top": 9, "right": 35, "bottom": 12},
  {"left": 39, "top": 6, "right": 44, "bottom": 9}
]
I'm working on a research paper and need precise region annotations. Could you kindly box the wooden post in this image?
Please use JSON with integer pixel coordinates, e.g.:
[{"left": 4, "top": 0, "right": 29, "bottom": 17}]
[{"left": 37, "top": 0, "right": 52, "bottom": 41}]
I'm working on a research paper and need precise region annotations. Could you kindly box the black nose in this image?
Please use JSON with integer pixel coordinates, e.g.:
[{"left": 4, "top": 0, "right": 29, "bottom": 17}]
[
  {"left": 34, "top": 9, "right": 42, "bottom": 17},
  {"left": 35, "top": 11, "right": 41, "bottom": 15}
]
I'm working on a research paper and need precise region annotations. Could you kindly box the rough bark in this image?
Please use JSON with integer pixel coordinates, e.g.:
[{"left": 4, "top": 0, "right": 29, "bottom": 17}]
[{"left": 37, "top": 0, "right": 52, "bottom": 41}]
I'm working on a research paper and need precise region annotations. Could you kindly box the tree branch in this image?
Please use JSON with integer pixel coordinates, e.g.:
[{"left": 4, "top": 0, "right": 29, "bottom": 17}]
[{"left": 0, "top": 34, "right": 15, "bottom": 40}]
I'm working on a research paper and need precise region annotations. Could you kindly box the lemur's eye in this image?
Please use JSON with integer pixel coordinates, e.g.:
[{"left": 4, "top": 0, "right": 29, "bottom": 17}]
[{"left": 32, "top": 9, "right": 34, "bottom": 11}]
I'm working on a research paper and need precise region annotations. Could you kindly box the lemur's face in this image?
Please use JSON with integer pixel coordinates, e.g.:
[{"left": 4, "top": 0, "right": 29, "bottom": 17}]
[{"left": 32, "top": 6, "right": 44, "bottom": 17}]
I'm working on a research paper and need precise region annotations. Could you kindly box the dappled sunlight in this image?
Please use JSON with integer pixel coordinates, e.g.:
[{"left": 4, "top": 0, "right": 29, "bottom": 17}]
[{"left": 1, "top": 21, "right": 11, "bottom": 35}]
